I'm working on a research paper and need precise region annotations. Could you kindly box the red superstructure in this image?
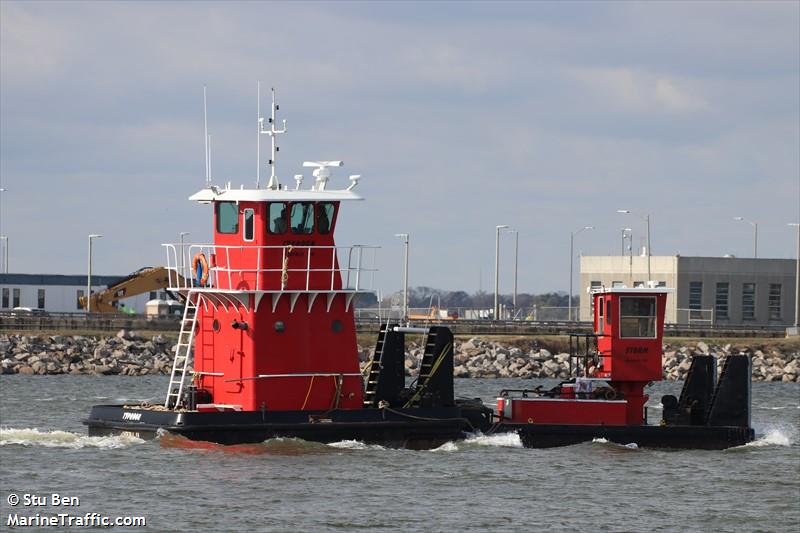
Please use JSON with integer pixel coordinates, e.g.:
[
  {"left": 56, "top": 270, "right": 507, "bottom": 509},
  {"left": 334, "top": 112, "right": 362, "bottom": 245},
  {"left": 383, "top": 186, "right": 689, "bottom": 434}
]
[
  {"left": 162, "top": 89, "right": 374, "bottom": 413},
  {"left": 498, "top": 287, "right": 670, "bottom": 426}
]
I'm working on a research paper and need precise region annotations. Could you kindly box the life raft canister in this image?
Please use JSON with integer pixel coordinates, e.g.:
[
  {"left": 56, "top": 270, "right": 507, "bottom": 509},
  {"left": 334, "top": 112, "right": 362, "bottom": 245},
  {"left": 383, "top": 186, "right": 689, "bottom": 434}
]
[{"left": 192, "top": 253, "right": 209, "bottom": 286}]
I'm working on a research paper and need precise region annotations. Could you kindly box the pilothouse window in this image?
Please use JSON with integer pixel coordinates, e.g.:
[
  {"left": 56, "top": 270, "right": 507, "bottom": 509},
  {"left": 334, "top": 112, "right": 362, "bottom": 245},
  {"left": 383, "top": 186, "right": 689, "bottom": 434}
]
[
  {"left": 620, "top": 296, "right": 657, "bottom": 338},
  {"left": 216, "top": 202, "right": 239, "bottom": 234},
  {"left": 268, "top": 203, "right": 288, "bottom": 234},
  {"left": 291, "top": 203, "right": 314, "bottom": 234},
  {"left": 243, "top": 208, "right": 254, "bottom": 241},
  {"left": 317, "top": 203, "right": 335, "bottom": 234}
]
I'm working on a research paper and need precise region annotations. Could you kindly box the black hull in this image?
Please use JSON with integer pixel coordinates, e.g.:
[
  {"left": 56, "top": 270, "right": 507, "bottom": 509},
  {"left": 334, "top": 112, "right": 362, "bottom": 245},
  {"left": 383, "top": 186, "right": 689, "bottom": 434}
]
[
  {"left": 85, "top": 405, "right": 755, "bottom": 450},
  {"left": 84, "top": 405, "right": 483, "bottom": 450},
  {"left": 504, "top": 423, "right": 755, "bottom": 450}
]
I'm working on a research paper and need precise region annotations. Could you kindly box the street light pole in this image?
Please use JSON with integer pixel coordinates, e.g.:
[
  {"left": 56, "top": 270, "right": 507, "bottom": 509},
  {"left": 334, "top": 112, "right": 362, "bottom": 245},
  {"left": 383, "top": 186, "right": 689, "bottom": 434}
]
[
  {"left": 494, "top": 225, "right": 509, "bottom": 320},
  {"left": 618, "top": 210, "right": 651, "bottom": 281},
  {"left": 394, "top": 233, "right": 409, "bottom": 323},
  {"left": 512, "top": 230, "right": 519, "bottom": 313},
  {"left": 734, "top": 217, "right": 758, "bottom": 258},
  {"left": 87, "top": 234, "right": 103, "bottom": 313},
  {"left": 0, "top": 188, "right": 6, "bottom": 273},
  {"left": 789, "top": 223, "right": 800, "bottom": 329},
  {"left": 569, "top": 226, "right": 594, "bottom": 321},
  {"left": 0, "top": 236, "right": 6, "bottom": 274}
]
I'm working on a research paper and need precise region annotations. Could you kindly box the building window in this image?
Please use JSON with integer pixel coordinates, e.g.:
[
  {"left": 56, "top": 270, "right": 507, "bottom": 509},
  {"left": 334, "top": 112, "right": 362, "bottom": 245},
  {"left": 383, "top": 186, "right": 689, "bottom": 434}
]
[
  {"left": 620, "top": 296, "right": 657, "bottom": 338},
  {"left": 37, "top": 289, "right": 45, "bottom": 309},
  {"left": 611, "top": 281, "right": 623, "bottom": 288},
  {"left": 268, "top": 202, "right": 288, "bottom": 234},
  {"left": 215, "top": 202, "right": 239, "bottom": 234},
  {"left": 742, "top": 283, "right": 756, "bottom": 320},
  {"left": 1, "top": 288, "right": 8, "bottom": 308},
  {"left": 715, "top": 282, "right": 729, "bottom": 320},
  {"left": 12, "top": 288, "right": 20, "bottom": 308},
  {"left": 689, "top": 281, "right": 702, "bottom": 319},
  {"left": 290, "top": 202, "right": 314, "bottom": 234},
  {"left": 657, "top": 281, "right": 667, "bottom": 288},
  {"left": 243, "top": 208, "right": 254, "bottom": 241},
  {"left": 149, "top": 291, "right": 157, "bottom": 300},
  {"left": 77, "top": 290, "right": 85, "bottom": 310},
  {"left": 768, "top": 284, "right": 782, "bottom": 320}
]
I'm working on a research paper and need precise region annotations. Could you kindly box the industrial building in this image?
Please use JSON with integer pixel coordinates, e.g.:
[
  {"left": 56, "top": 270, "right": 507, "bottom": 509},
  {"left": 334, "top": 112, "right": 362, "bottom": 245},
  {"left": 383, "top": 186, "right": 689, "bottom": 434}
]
[
  {"left": 579, "top": 256, "right": 797, "bottom": 327},
  {"left": 0, "top": 273, "right": 172, "bottom": 314}
]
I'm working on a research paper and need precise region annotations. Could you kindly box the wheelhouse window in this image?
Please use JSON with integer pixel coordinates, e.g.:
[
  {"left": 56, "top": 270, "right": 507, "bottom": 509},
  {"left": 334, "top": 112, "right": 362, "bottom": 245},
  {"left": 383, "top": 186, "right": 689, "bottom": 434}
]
[
  {"left": 317, "top": 202, "right": 335, "bottom": 234},
  {"left": 268, "top": 202, "right": 288, "bottom": 234},
  {"left": 216, "top": 202, "right": 239, "bottom": 234},
  {"left": 620, "top": 296, "right": 657, "bottom": 338},
  {"left": 1, "top": 288, "right": 8, "bottom": 308},
  {"left": 77, "top": 290, "right": 85, "bottom": 310},
  {"left": 291, "top": 202, "right": 314, "bottom": 234},
  {"left": 243, "top": 208, "right": 255, "bottom": 241},
  {"left": 37, "top": 289, "right": 45, "bottom": 309},
  {"left": 12, "top": 288, "right": 20, "bottom": 308}
]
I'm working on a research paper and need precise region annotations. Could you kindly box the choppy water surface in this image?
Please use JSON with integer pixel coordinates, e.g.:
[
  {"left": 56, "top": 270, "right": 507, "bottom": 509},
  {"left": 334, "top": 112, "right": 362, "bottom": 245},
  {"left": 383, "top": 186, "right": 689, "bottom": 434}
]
[{"left": 1, "top": 375, "right": 798, "bottom": 532}]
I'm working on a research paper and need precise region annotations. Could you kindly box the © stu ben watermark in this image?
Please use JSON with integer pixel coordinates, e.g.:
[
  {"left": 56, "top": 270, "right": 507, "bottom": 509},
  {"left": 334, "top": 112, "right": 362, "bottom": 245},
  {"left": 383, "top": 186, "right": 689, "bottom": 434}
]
[{"left": 5, "top": 492, "right": 146, "bottom": 528}]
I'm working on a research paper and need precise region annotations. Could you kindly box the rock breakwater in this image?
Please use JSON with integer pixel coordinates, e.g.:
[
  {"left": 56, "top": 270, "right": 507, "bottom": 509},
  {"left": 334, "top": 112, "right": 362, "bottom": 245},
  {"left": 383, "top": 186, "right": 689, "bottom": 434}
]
[{"left": 1, "top": 332, "right": 797, "bottom": 382}]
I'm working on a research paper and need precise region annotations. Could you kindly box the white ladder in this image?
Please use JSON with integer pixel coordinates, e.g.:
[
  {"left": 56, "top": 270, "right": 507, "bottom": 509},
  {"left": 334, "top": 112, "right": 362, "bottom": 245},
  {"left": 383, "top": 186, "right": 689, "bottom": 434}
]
[{"left": 165, "top": 292, "right": 199, "bottom": 409}]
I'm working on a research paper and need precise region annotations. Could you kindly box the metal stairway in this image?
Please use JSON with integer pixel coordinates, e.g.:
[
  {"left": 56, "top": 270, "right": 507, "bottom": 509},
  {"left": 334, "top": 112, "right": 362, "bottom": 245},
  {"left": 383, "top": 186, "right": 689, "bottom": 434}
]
[
  {"left": 363, "top": 323, "right": 388, "bottom": 407},
  {"left": 164, "top": 293, "right": 199, "bottom": 409}
]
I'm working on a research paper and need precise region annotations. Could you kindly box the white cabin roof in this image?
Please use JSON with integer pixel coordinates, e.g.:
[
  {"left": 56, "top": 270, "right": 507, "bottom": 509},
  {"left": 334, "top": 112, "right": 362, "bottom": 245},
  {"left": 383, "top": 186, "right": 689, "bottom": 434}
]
[{"left": 189, "top": 186, "right": 363, "bottom": 203}]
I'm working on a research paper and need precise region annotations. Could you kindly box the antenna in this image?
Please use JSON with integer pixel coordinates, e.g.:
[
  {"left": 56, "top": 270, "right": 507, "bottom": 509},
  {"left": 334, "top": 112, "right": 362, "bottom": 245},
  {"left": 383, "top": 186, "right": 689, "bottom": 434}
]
[
  {"left": 256, "top": 82, "right": 261, "bottom": 188},
  {"left": 203, "top": 86, "right": 210, "bottom": 187},
  {"left": 259, "top": 87, "right": 287, "bottom": 190}
]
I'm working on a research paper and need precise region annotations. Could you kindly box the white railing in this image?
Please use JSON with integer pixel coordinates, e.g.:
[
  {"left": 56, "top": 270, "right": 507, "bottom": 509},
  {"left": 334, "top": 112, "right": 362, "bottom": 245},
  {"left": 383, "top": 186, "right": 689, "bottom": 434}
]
[{"left": 163, "top": 243, "right": 379, "bottom": 293}]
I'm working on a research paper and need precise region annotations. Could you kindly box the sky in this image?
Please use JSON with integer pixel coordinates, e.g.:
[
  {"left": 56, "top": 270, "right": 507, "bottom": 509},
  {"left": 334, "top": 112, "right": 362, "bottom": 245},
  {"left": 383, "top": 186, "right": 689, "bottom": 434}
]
[{"left": 1, "top": 1, "right": 798, "bottom": 299}]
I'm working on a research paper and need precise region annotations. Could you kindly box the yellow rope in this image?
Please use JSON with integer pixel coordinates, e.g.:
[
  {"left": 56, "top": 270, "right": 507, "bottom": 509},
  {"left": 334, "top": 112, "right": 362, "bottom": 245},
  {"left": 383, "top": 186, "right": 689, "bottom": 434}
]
[
  {"left": 403, "top": 342, "right": 452, "bottom": 408},
  {"left": 280, "top": 245, "right": 293, "bottom": 288},
  {"left": 300, "top": 375, "right": 315, "bottom": 410}
]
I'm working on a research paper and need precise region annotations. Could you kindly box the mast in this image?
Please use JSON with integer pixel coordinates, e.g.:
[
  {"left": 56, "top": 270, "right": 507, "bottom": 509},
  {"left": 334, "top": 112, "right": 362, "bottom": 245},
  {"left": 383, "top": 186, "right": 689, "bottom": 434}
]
[{"left": 258, "top": 88, "right": 287, "bottom": 190}]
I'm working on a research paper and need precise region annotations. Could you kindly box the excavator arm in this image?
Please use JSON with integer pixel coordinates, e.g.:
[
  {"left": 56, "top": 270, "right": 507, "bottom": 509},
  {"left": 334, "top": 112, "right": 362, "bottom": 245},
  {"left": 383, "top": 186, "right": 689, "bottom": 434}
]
[{"left": 79, "top": 267, "right": 186, "bottom": 313}]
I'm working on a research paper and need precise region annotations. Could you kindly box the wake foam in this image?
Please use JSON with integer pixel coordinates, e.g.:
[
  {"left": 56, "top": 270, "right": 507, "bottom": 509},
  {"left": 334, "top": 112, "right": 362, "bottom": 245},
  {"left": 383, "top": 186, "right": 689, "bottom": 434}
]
[
  {"left": 744, "top": 428, "right": 793, "bottom": 448},
  {"left": 0, "top": 427, "right": 144, "bottom": 449},
  {"left": 591, "top": 437, "right": 638, "bottom": 450},
  {"left": 464, "top": 432, "right": 523, "bottom": 448},
  {"left": 327, "top": 439, "right": 385, "bottom": 451}
]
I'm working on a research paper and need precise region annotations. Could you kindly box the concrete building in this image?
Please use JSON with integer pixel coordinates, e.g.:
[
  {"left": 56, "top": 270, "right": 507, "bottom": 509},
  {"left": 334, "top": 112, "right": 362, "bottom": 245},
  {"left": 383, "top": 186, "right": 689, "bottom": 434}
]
[
  {"left": 0, "top": 273, "right": 173, "bottom": 314},
  {"left": 580, "top": 256, "right": 797, "bottom": 327}
]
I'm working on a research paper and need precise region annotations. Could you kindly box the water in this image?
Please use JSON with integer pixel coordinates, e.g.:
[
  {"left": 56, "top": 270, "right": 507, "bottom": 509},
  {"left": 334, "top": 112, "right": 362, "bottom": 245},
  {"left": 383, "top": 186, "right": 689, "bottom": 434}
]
[{"left": 1, "top": 375, "right": 798, "bottom": 532}]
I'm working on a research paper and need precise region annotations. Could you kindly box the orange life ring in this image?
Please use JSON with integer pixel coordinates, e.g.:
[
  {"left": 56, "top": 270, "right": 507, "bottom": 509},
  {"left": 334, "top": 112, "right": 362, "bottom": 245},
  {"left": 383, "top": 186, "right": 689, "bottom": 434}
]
[{"left": 192, "top": 253, "right": 209, "bottom": 286}]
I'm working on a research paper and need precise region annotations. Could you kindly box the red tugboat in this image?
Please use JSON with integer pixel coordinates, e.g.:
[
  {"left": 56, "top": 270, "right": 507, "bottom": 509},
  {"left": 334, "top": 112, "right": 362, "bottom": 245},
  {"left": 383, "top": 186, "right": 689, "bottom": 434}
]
[
  {"left": 497, "top": 288, "right": 754, "bottom": 449},
  {"left": 85, "top": 90, "right": 754, "bottom": 450}
]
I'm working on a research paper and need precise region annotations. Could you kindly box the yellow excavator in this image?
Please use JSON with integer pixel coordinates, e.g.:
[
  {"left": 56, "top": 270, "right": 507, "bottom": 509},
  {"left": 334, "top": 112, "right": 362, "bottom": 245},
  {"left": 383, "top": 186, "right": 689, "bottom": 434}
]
[{"left": 79, "top": 267, "right": 186, "bottom": 313}]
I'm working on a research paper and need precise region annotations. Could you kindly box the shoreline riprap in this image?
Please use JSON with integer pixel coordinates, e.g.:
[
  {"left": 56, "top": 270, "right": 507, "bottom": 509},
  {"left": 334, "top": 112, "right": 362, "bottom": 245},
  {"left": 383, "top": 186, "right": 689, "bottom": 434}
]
[{"left": 1, "top": 331, "right": 798, "bottom": 382}]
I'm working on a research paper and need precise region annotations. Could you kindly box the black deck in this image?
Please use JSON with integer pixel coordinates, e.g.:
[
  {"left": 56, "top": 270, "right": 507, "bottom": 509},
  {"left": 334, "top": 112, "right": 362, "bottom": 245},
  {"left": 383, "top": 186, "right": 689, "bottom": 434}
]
[{"left": 504, "top": 422, "right": 754, "bottom": 450}]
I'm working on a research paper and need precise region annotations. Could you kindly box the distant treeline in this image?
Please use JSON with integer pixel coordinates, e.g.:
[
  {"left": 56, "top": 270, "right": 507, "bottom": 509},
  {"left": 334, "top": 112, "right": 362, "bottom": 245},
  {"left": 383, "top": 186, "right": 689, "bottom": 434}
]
[{"left": 357, "top": 287, "right": 576, "bottom": 309}]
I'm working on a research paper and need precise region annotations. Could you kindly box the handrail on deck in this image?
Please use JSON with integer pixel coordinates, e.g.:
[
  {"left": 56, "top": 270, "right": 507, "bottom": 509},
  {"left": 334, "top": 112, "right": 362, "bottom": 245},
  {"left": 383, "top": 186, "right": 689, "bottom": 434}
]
[{"left": 162, "top": 243, "right": 379, "bottom": 293}]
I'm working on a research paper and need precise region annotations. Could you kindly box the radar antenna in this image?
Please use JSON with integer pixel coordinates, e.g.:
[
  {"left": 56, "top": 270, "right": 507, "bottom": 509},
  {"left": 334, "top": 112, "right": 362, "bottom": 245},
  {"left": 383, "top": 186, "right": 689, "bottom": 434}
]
[
  {"left": 302, "top": 161, "right": 343, "bottom": 191},
  {"left": 258, "top": 87, "right": 287, "bottom": 190}
]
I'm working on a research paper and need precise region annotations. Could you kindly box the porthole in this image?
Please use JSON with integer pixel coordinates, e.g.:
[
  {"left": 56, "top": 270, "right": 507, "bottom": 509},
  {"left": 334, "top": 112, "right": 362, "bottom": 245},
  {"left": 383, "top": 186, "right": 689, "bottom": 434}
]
[
  {"left": 331, "top": 319, "right": 342, "bottom": 333},
  {"left": 274, "top": 321, "right": 285, "bottom": 333},
  {"left": 212, "top": 319, "right": 220, "bottom": 332}
]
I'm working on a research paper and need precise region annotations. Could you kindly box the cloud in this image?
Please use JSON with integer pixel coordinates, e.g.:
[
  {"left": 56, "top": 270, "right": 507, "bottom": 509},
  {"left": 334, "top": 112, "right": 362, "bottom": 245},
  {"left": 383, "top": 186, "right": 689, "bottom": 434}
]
[{"left": 567, "top": 66, "right": 709, "bottom": 114}]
